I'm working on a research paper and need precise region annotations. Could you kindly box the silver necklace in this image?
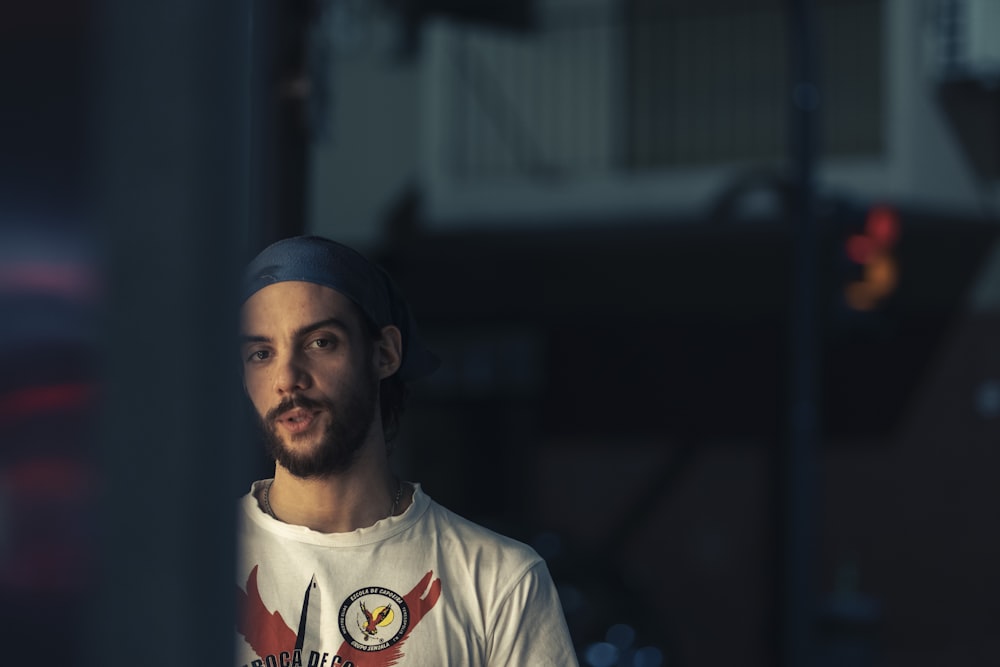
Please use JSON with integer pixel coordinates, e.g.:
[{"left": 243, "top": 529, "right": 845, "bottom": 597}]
[
  {"left": 261, "top": 478, "right": 403, "bottom": 521},
  {"left": 389, "top": 478, "right": 403, "bottom": 517},
  {"left": 261, "top": 479, "right": 277, "bottom": 519}
]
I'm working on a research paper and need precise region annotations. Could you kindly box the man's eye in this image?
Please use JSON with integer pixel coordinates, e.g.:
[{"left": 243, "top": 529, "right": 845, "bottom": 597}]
[
  {"left": 309, "top": 338, "right": 333, "bottom": 349},
  {"left": 246, "top": 350, "right": 269, "bottom": 362}
]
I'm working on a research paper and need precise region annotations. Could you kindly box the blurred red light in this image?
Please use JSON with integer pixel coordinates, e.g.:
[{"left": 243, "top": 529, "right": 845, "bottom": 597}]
[
  {"left": 866, "top": 205, "right": 900, "bottom": 247},
  {"left": 846, "top": 234, "right": 874, "bottom": 263},
  {"left": 0, "top": 383, "right": 93, "bottom": 423}
]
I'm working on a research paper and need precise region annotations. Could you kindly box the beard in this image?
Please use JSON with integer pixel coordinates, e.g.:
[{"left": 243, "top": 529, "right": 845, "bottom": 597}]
[{"left": 256, "top": 371, "right": 379, "bottom": 478}]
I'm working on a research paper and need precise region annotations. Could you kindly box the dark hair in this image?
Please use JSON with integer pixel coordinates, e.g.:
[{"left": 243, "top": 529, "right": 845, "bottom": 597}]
[
  {"left": 378, "top": 372, "right": 408, "bottom": 445},
  {"left": 356, "top": 307, "right": 409, "bottom": 445}
]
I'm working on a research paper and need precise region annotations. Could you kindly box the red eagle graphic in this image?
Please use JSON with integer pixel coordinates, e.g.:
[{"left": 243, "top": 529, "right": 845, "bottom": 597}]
[
  {"left": 236, "top": 565, "right": 297, "bottom": 659},
  {"left": 360, "top": 600, "right": 393, "bottom": 637}
]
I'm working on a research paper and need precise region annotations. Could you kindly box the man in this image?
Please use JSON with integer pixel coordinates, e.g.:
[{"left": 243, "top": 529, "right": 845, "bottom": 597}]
[{"left": 235, "top": 236, "right": 578, "bottom": 667}]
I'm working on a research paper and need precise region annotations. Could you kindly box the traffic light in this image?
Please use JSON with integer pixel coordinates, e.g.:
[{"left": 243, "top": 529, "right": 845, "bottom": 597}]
[{"left": 841, "top": 204, "right": 901, "bottom": 312}]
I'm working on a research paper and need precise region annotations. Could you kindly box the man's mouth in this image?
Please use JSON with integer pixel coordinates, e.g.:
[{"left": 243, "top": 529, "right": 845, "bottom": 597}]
[{"left": 275, "top": 407, "right": 320, "bottom": 434}]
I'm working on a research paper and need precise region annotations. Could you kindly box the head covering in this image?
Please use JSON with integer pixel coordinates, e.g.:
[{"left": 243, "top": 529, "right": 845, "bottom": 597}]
[{"left": 242, "top": 236, "right": 439, "bottom": 381}]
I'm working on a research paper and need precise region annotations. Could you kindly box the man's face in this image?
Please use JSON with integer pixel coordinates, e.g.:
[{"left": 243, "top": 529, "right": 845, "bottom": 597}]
[{"left": 240, "top": 281, "right": 380, "bottom": 478}]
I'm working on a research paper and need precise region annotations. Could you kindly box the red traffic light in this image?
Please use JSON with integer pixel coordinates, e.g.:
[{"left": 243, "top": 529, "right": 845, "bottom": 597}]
[{"left": 843, "top": 204, "right": 901, "bottom": 312}]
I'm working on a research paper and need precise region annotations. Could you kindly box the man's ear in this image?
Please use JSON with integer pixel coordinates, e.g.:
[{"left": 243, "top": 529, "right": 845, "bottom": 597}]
[{"left": 376, "top": 325, "right": 403, "bottom": 379}]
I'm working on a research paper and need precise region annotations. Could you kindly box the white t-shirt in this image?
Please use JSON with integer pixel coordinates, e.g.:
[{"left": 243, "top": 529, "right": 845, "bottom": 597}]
[{"left": 236, "top": 481, "right": 579, "bottom": 667}]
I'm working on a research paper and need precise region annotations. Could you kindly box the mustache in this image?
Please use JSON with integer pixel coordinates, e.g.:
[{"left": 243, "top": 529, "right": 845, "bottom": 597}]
[{"left": 265, "top": 395, "right": 333, "bottom": 422}]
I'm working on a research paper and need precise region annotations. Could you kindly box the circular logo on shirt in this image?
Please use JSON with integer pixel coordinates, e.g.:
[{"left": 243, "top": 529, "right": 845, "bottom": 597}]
[{"left": 339, "top": 587, "right": 409, "bottom": 651}]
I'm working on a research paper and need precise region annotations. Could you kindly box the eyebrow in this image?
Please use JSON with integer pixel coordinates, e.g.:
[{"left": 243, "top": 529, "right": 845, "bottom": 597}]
[{"left": 240, "top": 316, "right": 351, "bottom": 345}]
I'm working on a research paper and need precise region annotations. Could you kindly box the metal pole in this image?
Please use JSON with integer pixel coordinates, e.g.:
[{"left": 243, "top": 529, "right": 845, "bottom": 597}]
[
  {"left": 89, "top": 1, "right": 254, "bottom": 664},
  {"left": 780, "top": 0, "right": 821, "bottom": 665}
]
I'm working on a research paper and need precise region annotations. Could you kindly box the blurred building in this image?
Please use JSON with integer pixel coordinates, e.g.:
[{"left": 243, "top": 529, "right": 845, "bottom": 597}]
[{"left": 296, "top": 0, "right": 1000, "bottom": 665}]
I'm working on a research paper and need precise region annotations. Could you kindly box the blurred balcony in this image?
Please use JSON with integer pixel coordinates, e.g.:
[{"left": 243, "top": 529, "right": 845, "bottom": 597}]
[{"left": 419, "top": 0, "right": 888, "bottom": 227}]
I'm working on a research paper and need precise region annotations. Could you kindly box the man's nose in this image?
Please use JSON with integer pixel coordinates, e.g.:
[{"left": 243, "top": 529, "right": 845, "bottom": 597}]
[{"left": 273, "top": 354, "right": 311, "bottom": 394}]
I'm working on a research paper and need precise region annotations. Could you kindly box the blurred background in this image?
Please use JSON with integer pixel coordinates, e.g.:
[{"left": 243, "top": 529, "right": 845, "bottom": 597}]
[{"left": 2, "top": 0, "right": 999, "bottom": 665}]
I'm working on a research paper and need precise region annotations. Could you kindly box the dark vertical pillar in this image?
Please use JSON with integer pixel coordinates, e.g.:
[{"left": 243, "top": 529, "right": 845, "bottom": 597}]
[
  {"left": 248, "top": 0, "right": 279, "bottom": 251},
  {"left": 90, "top": 2, "right": 254, "bottom": 665},
  {"left": 268, "top": 0, "right": 313, "bottom": 244},
  {"left": 243, "top": 0, "right": 313, "bottom": 250},
  {"left": 779, "top": 0, "right": 821, "bottom": 666}
]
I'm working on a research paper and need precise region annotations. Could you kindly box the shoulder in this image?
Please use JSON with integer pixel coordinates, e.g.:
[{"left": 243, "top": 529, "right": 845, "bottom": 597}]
[
  {"left": 414, "top": 497, "right": 579, "bottom": 665},
  {"left": 425, "top": 495, "right": 541, "bottom": 562},
  {"left": 412, "top": 490, "right": 544, "bottom": 585}
]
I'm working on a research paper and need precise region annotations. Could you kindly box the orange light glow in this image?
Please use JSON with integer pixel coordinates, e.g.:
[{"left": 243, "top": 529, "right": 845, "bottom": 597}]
[
  {"left": 844, "top": 282, "right": 878, "bottom": 311},
  {"left": 865, "top": 253, "right": 898, "bottom": 295}
]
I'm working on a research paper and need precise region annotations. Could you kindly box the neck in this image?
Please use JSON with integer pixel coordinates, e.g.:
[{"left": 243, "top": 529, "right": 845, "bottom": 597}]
[{"left": 263, "top": 445, "right": 409, "bottom": 533}]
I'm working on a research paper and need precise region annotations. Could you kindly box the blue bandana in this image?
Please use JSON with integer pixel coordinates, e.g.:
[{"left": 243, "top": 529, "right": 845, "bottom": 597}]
[{"left": 242, "top": 236, "right": 439, "bottom": 381}]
